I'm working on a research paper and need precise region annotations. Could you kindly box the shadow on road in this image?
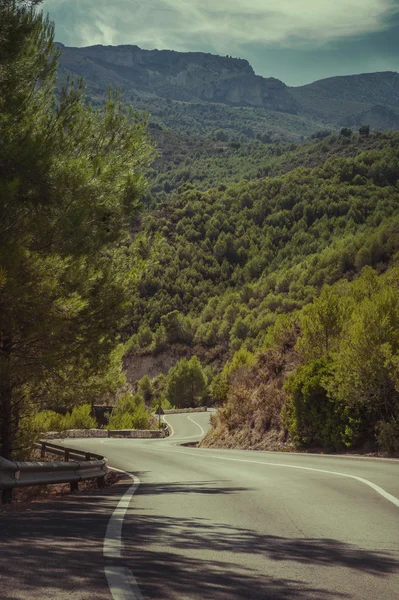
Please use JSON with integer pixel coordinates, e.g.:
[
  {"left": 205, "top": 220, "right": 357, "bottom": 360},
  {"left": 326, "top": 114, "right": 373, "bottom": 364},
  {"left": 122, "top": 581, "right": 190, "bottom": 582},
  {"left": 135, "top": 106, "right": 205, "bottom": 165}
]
[
  {"left": 121, "top": 479, "right": 398, "bottom": 600},
  {"left": 134, "top": 479, "right": 253, "bottom": 496},
  {"left": 0, "top": 476, "right": 397, "bottom": 600},
  {"left": 0, "top": 477, "right": 135, "bottom": 600}
]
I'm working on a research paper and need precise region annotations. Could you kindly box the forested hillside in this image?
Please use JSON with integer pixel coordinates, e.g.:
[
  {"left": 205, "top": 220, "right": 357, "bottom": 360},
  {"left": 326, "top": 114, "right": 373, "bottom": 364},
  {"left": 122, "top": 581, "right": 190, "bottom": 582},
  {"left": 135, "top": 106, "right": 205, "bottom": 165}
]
[
  {"left": 147, "top": 127, "right": 393, "bottom": 203},
  {"left": 2, "top": 1, "right": 398, "bottom": 460},
  {"left": 56, "top": 44, "right": 399, "bottom": 141},
  {"left": 126, "top": 130, "right": 399, "bottom": 454}
]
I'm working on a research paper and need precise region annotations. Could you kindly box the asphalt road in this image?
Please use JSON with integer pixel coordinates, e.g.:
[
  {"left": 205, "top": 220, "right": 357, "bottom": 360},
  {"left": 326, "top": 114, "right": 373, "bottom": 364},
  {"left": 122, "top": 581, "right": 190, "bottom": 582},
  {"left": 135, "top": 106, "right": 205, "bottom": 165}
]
[{"left": 1, "top": 411, "right": 398, "bottom": 600}]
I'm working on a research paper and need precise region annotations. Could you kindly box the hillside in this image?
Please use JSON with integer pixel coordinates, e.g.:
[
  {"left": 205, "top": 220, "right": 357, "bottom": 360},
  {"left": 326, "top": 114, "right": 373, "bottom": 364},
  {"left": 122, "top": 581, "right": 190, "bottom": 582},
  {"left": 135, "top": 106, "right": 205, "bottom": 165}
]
[
  {"left": 122, "top": 130, "right": 399, "bottom": 454},
  {"left": 57, "top": 43, "right": 296, "bottom": 110},
  {"left": 57, "top": 43, "right": 399, "bottom": 139},
  {"left": 54, "top": 41, "right": 399, "bottom": 454},
  {"left": 147, "top": 127, "right": 391, "bottom": 204},
  {"left": 291, "top": 71, "right": 399, "bottom": 128}
]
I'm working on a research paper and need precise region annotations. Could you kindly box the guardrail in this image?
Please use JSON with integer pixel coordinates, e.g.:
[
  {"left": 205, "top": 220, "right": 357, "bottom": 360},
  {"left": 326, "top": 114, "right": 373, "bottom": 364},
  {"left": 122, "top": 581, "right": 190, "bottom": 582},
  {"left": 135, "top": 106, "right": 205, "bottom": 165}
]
[{"left": 0, "top": 442, "right": 108, "bottom": 505}]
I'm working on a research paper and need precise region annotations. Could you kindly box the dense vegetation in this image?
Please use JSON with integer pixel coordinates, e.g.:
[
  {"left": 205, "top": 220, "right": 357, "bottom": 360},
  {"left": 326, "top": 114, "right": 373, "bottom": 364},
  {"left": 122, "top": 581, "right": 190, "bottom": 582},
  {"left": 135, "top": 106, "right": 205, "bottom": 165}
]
[
  {"left": 147, "top": 127, "right": 391, "bottom": 204},
  {"left": 0, "top": 0, "right": 152, "bottom": 458},
  {"left": 203, "top": 267, "right": 399, "bottom": 453},
  {"left": 126, "top": 130, "right": 399, "bottom": 453},
  {"left": 129, "top": 131, "right": 399, "bottom": 341},
  {"left": 2, "top": 2, "right": 398, "bottom": 458}
]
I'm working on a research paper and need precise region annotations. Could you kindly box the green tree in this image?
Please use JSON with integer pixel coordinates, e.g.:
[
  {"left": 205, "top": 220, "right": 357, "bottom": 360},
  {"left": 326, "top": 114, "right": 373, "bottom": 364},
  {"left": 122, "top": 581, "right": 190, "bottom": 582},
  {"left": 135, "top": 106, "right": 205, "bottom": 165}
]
[
  {"left": 296, "top": 287, "right": 347, "bottom": 359},
  {"left": 0, "top": 0, "right": 152, "bottom": 458},
  {"left": 283, "top": 359, "right": 353, "bottom": 450},
  {"left": 358, "top": 124, "right": 370, "bottom": 138},
  {"left": 326, "top": 285, "right": 399, "bottom": 445},
  {"left": 161, "top": 310, "right": 188, "bottom": 343},
  {"left": 340, "top": 127, "right": 352, "bottom": 138},
  {"left": 63, "top": 405, "right": 97, "bottom": 430},
  {"left": 138, "top": 375, "right": 153, "bottom": 403},
  {"left": 106, "top": 393, "right": 151, "bottom": 430},
  {"left": 165, "top": 356, "right": 208, "bottom": 408}
]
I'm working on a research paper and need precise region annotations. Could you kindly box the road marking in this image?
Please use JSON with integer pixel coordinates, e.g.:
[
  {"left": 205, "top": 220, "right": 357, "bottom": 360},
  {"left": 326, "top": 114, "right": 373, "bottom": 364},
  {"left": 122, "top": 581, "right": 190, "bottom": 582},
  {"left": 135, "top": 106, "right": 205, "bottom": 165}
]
[
  {"left": 133, "top": 446, "right": 399, "bottom": 509},
  {"left": 187, "top": 415, "right": 205, "bottom": 436},
  {"left": 162, "top": 416, "right": 175, "bottom": 438},
  {"left": 104, "top": 471, "right": 144, "bottom": 600}
]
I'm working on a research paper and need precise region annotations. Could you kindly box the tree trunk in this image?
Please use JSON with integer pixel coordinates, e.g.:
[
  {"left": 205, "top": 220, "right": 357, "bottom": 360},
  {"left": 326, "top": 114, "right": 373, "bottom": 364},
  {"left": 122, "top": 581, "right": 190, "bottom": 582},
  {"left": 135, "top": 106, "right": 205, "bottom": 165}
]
[{"left": 0, "top": 336, "right": 13, "bottom": 460}]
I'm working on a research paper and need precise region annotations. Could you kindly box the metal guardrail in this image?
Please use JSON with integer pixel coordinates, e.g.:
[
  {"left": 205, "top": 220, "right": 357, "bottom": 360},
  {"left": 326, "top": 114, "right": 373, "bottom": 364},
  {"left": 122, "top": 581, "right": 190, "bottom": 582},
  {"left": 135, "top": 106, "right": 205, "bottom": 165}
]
[
  {"left": 0, "top": 441, "right": 108, "bottom": 504},
  {"left": 36, "top": 441, "right": 104, "bottom": 461}
]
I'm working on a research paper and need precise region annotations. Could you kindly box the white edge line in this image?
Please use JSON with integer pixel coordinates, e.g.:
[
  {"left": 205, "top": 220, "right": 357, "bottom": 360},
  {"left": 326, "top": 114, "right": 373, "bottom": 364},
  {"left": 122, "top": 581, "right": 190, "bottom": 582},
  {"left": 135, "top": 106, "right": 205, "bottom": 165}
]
[
  {"left": 162, "top": 416, "right": 175, "bottom": 438},
  {"left": 187, "top": 415, "right": 205, "bottom": 436},
  {"left": 104, "top": 468, "right": 144, "bottom": 600},
  {"left": 130, "top": 446, "right": 399, "bottom": 509}
]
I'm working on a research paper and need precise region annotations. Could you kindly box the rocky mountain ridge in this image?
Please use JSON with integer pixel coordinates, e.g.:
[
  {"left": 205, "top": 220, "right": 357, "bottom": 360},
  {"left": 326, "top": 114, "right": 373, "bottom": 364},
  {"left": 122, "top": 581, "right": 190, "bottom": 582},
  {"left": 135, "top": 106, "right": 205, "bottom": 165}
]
[
  {"left": 57, "top": 43, "right": 297, "bottom": 112},
  {"left": 56, "top": 43, "right": 399, "bottom": 134}
]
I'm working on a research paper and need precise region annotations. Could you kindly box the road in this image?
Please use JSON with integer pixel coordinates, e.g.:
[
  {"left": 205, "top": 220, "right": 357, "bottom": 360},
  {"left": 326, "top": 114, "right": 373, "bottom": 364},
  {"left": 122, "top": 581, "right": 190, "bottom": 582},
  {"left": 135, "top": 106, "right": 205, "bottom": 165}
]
[{"left": 1, "top": 411, "right": 398, "bottom": 600}]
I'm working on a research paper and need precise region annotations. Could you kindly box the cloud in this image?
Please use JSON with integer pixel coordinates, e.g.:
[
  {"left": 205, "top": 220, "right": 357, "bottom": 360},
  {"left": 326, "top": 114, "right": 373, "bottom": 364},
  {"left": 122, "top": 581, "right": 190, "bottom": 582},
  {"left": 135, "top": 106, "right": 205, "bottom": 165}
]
[{"left": 42, "top": 0, "right": 399, "bottom": 55}]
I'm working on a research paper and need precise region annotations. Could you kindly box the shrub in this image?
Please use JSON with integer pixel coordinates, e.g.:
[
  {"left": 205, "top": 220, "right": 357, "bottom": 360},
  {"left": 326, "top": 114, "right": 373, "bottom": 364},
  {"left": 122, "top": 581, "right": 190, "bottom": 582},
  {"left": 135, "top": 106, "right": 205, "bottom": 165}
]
[
  {"left": 63, "top": 404, "right": 97, "bottom": 430},
  {"left": 32, "top": 410, "right": 67, "bottom": 434},
  {"left": 106, "top": 393, "right": 151, "bottom": 430},
  {"left": 283, "top": 359, "right": 354, "bottom": 450},
  {"left": 375, "top": 417, "right": 399, "bottom": 453},
  {"left": 138, "top": 375, "right": 153, "bottom": 403},
  {"left": 137, "top": 325, "right": 153, "bottom": 348}
]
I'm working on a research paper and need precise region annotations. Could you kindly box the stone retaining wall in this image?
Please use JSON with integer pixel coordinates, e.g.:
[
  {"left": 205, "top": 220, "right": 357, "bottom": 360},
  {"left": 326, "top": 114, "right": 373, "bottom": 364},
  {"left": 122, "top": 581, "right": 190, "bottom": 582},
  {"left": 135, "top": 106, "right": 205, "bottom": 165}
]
[
  {"left": 43, "top": 429, "right": 165, "bottom": 439},
  {"left": 108, "top": 429, "right": 165, "bottom": 439},
  {"left": 163, "top": 407, "right": 208, "bottom": 414}
]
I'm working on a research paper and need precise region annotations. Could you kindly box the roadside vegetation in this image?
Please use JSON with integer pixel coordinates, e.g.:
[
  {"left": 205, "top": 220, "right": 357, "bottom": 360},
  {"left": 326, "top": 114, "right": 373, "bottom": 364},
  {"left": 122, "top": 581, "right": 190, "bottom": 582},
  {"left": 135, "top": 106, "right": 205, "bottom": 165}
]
[
  {"left": 1, "top": 1, "right": 398, "bottom": 460},
  {"left": 0, "top": 0, "right": 152, "bottom": 458},
  {"left": 127, "top": 132, "right": 399, "bottom": 454}
]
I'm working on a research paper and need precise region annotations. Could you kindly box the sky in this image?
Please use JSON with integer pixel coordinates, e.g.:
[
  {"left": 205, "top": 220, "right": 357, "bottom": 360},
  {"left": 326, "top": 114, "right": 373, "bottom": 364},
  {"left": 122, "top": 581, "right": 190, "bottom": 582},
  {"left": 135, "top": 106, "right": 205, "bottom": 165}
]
[{"left": 42, "top": 0, "right": 399, "bottom": 86}]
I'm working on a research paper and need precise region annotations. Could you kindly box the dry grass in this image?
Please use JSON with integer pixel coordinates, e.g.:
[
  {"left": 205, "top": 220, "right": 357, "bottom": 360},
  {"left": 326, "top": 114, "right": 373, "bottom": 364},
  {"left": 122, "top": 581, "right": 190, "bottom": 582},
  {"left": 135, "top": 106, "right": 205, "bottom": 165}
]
[{"left": 201, "top": 339, "right": 300, "bottom": 452}]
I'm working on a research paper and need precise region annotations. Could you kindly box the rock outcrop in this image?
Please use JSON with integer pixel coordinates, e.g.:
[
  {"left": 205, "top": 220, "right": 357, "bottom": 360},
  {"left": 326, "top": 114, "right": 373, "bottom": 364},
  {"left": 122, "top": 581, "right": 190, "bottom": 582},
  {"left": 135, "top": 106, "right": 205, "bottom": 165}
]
[{"left": 57, "top": 43, "right": 298, "bottom": 112}]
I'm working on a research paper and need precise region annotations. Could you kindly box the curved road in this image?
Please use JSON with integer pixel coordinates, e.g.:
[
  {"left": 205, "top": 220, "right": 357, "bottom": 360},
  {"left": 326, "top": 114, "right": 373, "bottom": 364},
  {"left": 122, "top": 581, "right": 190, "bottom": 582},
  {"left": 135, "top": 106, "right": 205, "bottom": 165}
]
[{"left": 1, "top": 411, "right": 398, "bottom": 600}]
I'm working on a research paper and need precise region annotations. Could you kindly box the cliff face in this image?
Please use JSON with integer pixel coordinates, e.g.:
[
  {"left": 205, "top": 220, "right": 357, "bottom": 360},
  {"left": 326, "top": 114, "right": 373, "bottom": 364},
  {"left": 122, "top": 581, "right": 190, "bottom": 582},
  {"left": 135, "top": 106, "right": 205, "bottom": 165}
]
[
  {"left": 57, "top": 43, "right": 399, "bottom": 133},
  {"left": 57, "top": 43, "right": 298, "bottom": 112}
]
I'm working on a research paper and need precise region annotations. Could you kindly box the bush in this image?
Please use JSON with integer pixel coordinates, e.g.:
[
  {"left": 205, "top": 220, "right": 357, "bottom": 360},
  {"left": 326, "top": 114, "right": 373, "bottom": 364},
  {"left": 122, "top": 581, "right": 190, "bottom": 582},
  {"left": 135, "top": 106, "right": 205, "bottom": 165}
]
[
  {"left": 137, "top": 326, "right": 153, "bottom": 348},
  {"left": 283, "top": 359, "right": 354, "bottom": 450},
  {"left": 33, "top": 405, "right": 96, "bottom": 433},
  {"left": 138, "top": 375, "right": 153, "bottom": 403},
  {"left": 106, "top": 393, "right": 152, "bottom": 430},
  {"left": 376, "top": 417, "right": 399, "bottom": 453},
  {"left": 32, "top": 410, "right": 67, "bottom": 434},
  {"left": 63, "top": 405, "right": 97, "bottom": 430}
]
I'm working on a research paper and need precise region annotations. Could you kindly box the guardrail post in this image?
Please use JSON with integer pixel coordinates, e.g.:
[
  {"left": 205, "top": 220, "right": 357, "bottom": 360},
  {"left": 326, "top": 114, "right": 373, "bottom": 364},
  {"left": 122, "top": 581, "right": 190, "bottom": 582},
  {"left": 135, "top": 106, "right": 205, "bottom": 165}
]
[
  {"left": 2, "top": 488, "right": 13, "bottom": 504},
  {"left": 97, "top": 476, "right": 105, "bottom": 488},
  {"left": 40, "top": 442, "right": 46, "bottom": 458},
  {"left": 65, "top": 449, "right": 70, "bottom": 461},
  {"left": 70, "top": 481, "right": 79, "bottom": 493},
  {"left": 85, "top": 452, "right": 90, "bottom": 461}
]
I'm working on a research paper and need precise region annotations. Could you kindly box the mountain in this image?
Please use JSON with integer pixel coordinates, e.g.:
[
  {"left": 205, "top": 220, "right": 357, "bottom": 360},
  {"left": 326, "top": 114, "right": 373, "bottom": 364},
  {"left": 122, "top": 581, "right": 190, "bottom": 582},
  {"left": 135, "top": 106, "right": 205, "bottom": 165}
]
[
  {"left": 57, "top": 43, "right": 399, "bottom": 138},
  {"left": 57, "top": 43, "right": 297, "bottom": 112},
  {"left": 291, "top": 71, "right": 399, "bottom": 128},
  {"left": 56, "top": 41, "right": 399, "bottom": 453}
]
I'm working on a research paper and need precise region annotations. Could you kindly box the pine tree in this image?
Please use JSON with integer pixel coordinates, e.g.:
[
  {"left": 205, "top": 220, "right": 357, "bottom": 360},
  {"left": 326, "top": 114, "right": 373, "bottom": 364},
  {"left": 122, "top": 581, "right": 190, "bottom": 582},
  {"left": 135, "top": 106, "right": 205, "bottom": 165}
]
[
  {"left": 0, "top": 0, "right": 153, "bottom": 458},
  {"left": 166, "top": 356, "right": 208, "bottom": 408}
]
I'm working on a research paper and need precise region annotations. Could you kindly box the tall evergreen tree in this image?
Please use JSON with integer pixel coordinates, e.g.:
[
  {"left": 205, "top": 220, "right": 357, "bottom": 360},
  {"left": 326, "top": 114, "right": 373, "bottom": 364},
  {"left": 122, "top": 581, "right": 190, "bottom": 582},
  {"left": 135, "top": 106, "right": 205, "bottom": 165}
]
[
  {"left": 166, "top": 356, "right": 208, "bottom": 408},
  {"left": 0, "top": 0, "right": 153, "bottom": 458}
]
